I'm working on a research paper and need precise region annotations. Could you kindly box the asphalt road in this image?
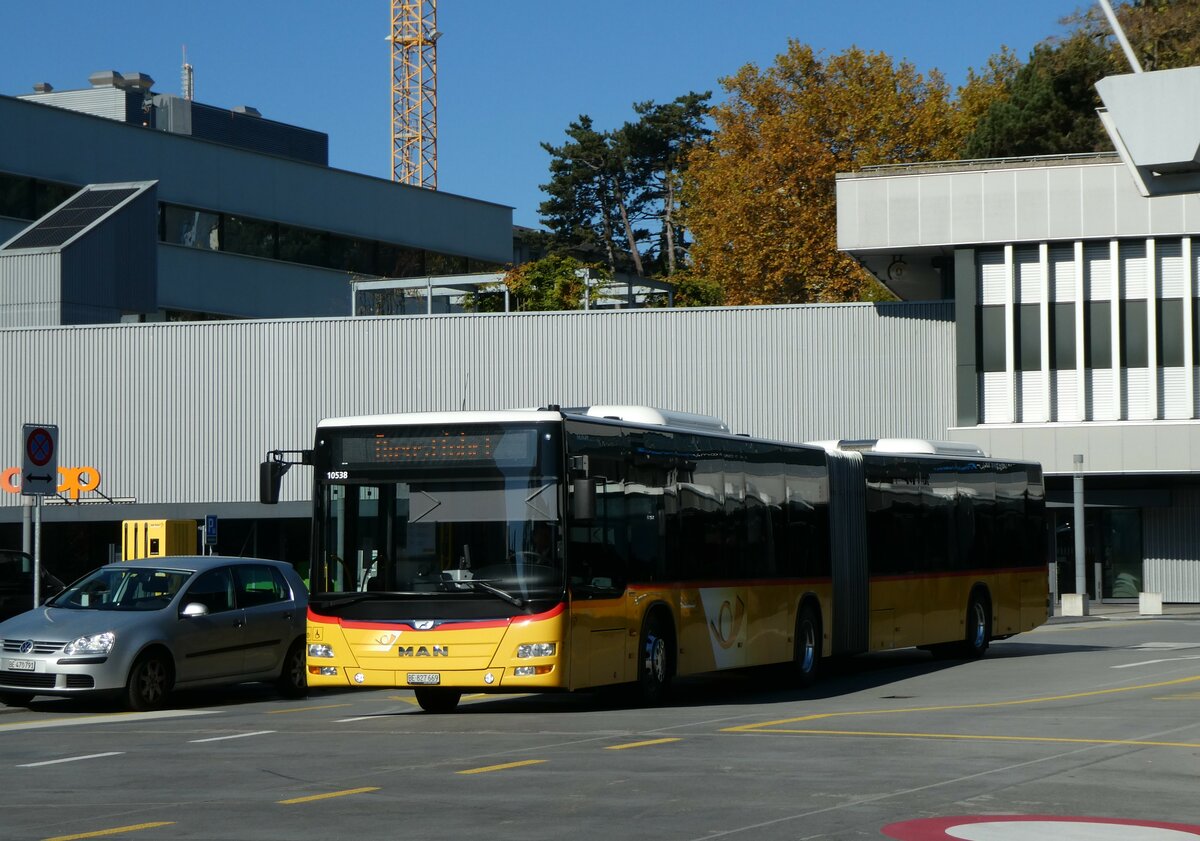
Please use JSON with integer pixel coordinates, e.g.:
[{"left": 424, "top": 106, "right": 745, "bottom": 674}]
[{"left": 2, "top": 616, "right": 1200, "bottom": 841}]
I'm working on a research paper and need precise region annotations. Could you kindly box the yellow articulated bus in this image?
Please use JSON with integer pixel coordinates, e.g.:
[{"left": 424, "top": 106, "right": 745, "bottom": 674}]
[{"left": 260, "top": 405, "right": 1047, "bottom": 713}]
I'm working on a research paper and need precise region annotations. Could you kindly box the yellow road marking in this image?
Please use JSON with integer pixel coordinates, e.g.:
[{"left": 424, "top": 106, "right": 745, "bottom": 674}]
[
  {"left": 42, "top": 822, "right": 174, "bottom": 841},
  {"left": 723, "top": 674, "right": 1200, "bottom": 732},
  {"left": 1153, "top": 692, "right": 1200, "bottom": 701},
  {"left": 606, "top": 737, "right": 682, "bottom": 750},
  {"left": 456, "top": 759, "right": 546, "bottom": 775},
  {"left": 267, "top": 703, "right": 352, "bottom": 715},
  {"left": 753, "top": 728, "right": 1200, "bottom": 750},
  {"left": 279, "top": 786, "right": 380, "bottom": 804}
]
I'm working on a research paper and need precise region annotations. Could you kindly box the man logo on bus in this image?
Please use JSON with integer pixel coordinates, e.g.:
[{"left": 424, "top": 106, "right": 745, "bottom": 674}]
[{"left": 397, "top": 645, "right": 449, "bottom": 657}]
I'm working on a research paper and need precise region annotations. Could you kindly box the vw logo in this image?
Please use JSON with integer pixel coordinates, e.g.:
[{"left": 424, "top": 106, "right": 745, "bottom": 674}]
[{"left": 19, "top": 640, "right": 34, "bottom": 654}]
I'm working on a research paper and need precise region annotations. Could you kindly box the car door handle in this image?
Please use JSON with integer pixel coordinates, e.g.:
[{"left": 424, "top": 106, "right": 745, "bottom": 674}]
[{"left": 282, "top": 611, "right": 293, "bottom": 620}]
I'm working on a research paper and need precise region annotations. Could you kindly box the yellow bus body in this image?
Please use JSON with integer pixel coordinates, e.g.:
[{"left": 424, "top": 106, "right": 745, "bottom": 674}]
[{"left": 306, "top": 567, "right": 1043, "bottom": 694}]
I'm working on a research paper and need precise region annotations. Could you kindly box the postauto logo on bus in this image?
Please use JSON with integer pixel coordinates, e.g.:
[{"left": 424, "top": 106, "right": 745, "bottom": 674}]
[{"left": 1, "top": 466, "right": 102, "bottom": 500}]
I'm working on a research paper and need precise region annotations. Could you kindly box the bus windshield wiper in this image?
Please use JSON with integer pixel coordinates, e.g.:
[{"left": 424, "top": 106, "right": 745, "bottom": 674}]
[
  {"left": 316, "top": 592, "right": 394, "bottom": 608},
  {"left": 464, "top": 578, "right": 526, "bottom": 608}
]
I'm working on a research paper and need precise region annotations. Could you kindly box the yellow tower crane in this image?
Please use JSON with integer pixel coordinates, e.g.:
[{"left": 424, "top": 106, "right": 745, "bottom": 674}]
[{"left": 391, "top": 0, "right": 438, "bottom": 190}]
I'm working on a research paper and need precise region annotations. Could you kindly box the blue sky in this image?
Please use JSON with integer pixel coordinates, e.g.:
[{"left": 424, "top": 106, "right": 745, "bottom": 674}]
[{"left": 1, "top": 1, "right": 1088, "bottom": 227}]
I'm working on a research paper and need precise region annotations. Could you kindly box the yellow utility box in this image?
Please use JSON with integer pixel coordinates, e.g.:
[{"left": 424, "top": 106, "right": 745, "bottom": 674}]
[{"left": 122, "top": 519, "right": 196, "bottom": 560}]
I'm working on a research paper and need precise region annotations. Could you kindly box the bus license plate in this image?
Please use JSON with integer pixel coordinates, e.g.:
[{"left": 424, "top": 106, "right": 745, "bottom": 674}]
[
  {"left": 406, "top": 672, "right": 440, "bottom": 686},
  {"left": 5, "top": 659, "right": 35, "bottom": 672}
]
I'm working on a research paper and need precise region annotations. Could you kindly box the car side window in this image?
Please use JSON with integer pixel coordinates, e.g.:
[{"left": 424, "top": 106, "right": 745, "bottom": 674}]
[
  {"left": 233, "top": 564, "right": 288, "bottom": 608},
  {"left": 183, "top": 567, "right": 236, "bottom": 614}
]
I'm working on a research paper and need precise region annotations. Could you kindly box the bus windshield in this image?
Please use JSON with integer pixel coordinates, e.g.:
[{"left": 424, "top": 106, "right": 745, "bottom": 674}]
[{"left": 313, "top": 424, "right": 563, "bottom": 604}]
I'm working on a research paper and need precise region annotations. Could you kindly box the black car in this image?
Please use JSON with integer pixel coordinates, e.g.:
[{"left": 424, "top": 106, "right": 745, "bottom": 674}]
[{"left": 0, "top": 550, "right": 64, "bottom": 621}]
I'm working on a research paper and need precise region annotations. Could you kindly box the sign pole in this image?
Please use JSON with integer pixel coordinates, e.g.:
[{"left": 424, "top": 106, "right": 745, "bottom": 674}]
[
  {"left": 21, "top": 423, "right": 59, "bottom": 610},
  {"left": 32, "top": 496, "right": 41, "bottom": 608}
]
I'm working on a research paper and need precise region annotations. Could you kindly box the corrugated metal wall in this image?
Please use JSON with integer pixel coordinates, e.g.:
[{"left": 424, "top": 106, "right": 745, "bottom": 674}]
[
  {"left": 1144, "top": 487, "right": 1200, "bottom": 602},
  {"left": 0, "top": 302, "right": 955, "bottom": 511},
  {"left": 0, "top": 252, "right": 61, "bottom": 327}
]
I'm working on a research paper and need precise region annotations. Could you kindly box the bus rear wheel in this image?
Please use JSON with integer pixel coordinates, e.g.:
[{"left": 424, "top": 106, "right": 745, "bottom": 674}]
[
  {"left": 794, "top": 604, "right": 822, "bottom": 687},
  {"left": 414, "top": 688, "right": 461, "bottom": 713},
  {"left": 637, "top": 612, "right": 673, "bottom": 706},
  {"left": 961, "top": 594, "right": 991, "bottom": 659}
]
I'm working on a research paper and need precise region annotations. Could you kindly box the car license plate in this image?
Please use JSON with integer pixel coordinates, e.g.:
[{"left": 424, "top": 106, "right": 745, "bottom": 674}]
[
  {"left": 5, "top": 659, "right": 35, "bottom": 672},
  {"left": 406, "top": 672, "right": 440, "bottom": 686}
]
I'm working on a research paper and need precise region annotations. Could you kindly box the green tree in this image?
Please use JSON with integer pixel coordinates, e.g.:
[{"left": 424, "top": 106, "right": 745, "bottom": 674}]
[
  {"left": 961, "top": 1, "right": 1200, "bottom": 158},
  {"left": 684, "top": 43, "right": 956, "bottom": 305},
  {"left": 471, "top": 255, "right": 607, "bottom": 312},
  {"left": 963, "top": 35, "right": 1115, "bottom": 158},
  {"left": 538, "top": 93, "right": 711, "bottom": 278}
]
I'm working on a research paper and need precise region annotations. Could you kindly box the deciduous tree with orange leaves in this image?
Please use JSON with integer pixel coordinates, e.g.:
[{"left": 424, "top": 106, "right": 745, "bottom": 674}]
[{"left": 683, "top": 43, "right": 963, "bottom": 305}]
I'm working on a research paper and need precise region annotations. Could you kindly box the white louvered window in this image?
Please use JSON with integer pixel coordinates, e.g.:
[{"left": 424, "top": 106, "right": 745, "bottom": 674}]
[
  {"left": 1051, "top": 244, "right": 1076, "bottom": 303},
  {"left": 1084, "top": 242, "right": 1112, "bottom": 301},
  {"left": 978, "top": 249, "right": 1008, "bottom": 305},
  {"left": 1016, "top": 246, "right": 1041, "bottom": 303}
]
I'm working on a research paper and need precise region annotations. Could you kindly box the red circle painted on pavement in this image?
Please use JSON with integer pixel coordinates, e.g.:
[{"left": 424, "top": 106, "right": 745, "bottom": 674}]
[
  {"left": 882, "top": 816, "right": 1200, "bottom": 840},
  {"left": 26, "top": 428, "right": 54, "bottom": 467}
]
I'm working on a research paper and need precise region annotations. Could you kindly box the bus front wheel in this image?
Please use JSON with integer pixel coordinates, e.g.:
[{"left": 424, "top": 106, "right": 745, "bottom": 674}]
[
  {"left": 637, "top": 613, "right": 673, "bottom": 706},
  {"left": 414, "top": 687, "right": 461, "bottom": 713}
]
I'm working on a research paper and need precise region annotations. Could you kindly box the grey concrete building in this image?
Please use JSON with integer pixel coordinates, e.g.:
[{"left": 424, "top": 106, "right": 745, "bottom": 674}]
[
  {"left": 0, "top": 78, "right": 511, "bottom": 327},
  {"left": 838, "top": 153, "right": 1200, "bottom": 602}
]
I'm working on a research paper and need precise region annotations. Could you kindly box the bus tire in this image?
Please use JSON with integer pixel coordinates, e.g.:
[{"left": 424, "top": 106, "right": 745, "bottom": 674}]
[
  {"left": 960, "top": 592, "right": 991, "bottom": 659},
  {"left": 794, "top": 603, "right": 822, "bottom": 687},
  {"left": 414, "top": 688, "right": 461, "bottom": 713},
  {"left": 637, "top": 611, "right": 673, "bottom": 706}
]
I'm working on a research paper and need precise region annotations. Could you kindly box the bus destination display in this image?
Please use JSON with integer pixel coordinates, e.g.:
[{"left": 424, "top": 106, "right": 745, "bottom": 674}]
[{"left": 335, "top": 428, "right": 537, "bottom": 469}]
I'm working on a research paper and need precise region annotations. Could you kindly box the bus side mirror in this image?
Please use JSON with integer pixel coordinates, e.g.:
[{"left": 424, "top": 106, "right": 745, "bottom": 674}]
[
  {"left": 260, "top": 461, "right": 286, "bottom": 505},
  {"left": 572, "top": 478, "right": 595, "bottom": 521}
]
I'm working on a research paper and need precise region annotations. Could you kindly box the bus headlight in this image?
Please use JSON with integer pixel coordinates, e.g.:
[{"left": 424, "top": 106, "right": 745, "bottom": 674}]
[
  {"left": 308, "top": 643, "right": 335, "bottom": 658},
  {"left": 517, "top": 643, "right": 556, "bottom": 658}
]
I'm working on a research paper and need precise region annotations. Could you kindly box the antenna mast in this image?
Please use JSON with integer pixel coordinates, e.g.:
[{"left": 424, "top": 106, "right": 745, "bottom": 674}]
[
  {"left": 181, "top": 45, "right": 194, "bottom": 100},
  {"left": 391, "top": 1, "right": 438, "bottom": 189}
]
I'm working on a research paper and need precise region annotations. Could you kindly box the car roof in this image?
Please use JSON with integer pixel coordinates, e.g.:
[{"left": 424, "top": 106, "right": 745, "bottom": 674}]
[{"left": 105, "top": 556, "right": 293, "bottom": 574}]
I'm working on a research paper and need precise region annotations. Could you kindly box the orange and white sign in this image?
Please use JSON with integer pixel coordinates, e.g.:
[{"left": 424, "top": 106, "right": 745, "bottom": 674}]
[{"left": 2, "top": 465, "right": 102, "bottom": 500}]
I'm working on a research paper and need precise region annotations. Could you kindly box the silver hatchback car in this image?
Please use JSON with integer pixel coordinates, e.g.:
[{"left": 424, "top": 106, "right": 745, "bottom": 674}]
[{"left": 0, "top": 556, "right": 308, "bottom": 710}]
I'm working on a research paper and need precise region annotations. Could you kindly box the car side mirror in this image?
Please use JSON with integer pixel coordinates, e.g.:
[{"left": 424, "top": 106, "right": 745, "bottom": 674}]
[{"left": 181, "top": 602, "right": 209, "bottom": 618}]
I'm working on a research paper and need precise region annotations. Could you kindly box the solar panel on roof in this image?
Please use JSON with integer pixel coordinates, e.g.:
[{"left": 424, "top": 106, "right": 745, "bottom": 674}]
[{"left": 3, "top": 187, "right": 138, "bottom": 250}]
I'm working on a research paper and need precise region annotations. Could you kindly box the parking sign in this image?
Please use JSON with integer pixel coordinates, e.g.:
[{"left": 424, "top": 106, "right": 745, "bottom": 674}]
[
  {"left": 21, "top": 424, "right": 59, "bottom": 496},
  {"left": 204, "top": 514, "right": 218, "bottom": 546}
]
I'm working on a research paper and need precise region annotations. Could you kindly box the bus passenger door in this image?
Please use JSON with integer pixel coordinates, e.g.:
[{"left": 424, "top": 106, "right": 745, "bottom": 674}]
[{"left": 566, "top": 527, "right": 628, "bottom": 689}]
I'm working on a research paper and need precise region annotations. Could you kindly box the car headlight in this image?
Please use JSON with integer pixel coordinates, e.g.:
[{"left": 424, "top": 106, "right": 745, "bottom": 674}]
[
  {"left": 64, "top": 632, "right": 115, "bottom": 655},
  {"left": 517, "top": 643, "right": 556, "bottom": 658}
]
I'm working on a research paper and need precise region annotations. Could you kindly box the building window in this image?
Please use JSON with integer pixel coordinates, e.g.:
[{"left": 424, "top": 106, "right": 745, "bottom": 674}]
[
  {"left": 163, "top": 206, "right": 220, "bottom": 251},
  {"left": 224, "top": 215, "right": 277, "bottom": 260},
  {"left": 1051, "top": 302, "right": 1076, "bottom": 370},
  {"left": 978, "top": 306, "right": 1006, "bottom": 373},
  {"left": 1157, "top": 299, "right": 1184, "bottom": 367},
  {"left": 1085, "top": 301, "right": 1112, "bottom": 368},
  {"left": 1120, "top": 299, "right": 1148, "bottom": 368},
  {"left": 1017, "top": 304, "right": 1041, "bottom": 371}
]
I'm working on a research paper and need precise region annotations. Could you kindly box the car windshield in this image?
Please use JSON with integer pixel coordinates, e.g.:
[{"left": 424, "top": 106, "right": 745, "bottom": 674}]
[{"left": 48, "top": 566, "right": 193, "bottom": 611}]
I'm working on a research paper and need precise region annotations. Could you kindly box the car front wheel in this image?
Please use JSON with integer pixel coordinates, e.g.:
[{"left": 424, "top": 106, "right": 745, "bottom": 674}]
[
  {"left": 276, "top": 640, "right": 308, "bottom": 699},
  {"left": 126, "top": 652, "right": 172, "bottom": 711}
]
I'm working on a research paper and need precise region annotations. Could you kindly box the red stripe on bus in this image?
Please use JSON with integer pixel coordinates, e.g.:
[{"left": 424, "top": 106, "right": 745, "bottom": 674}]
[
  {"left": 308, "top": 601, "right": 566, "bottom": 631},
  {"left": 868, "top": 566, "right": 1045, "bottom": 583},
  {"left": 626, "top": 577, "right": 833, "bottom": 591}
]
